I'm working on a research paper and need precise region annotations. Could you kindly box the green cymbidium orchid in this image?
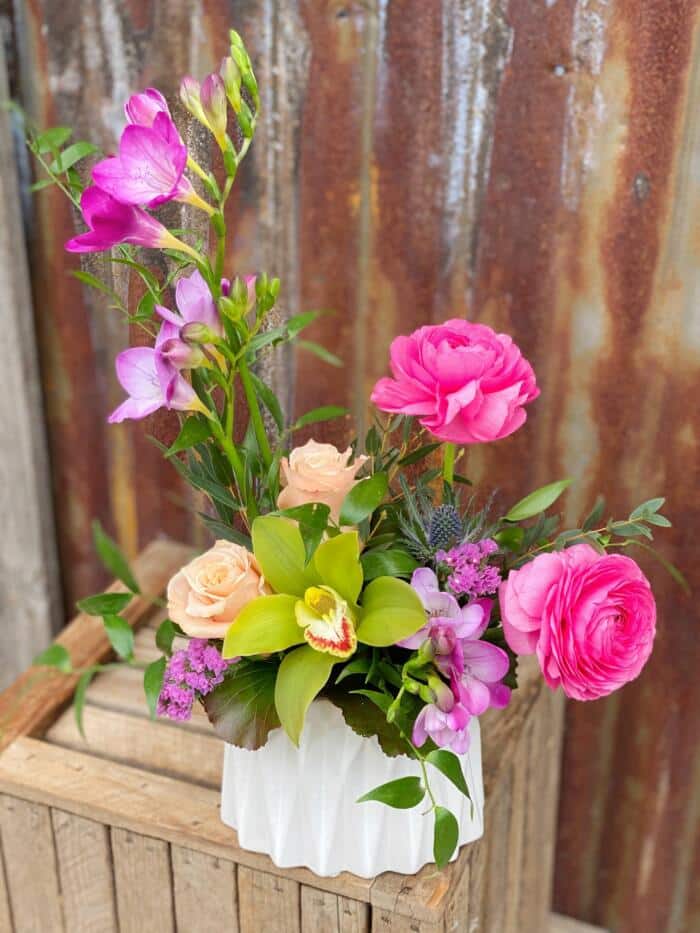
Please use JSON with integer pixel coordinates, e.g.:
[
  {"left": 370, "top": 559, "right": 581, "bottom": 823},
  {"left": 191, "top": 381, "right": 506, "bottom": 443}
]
[{"left": 222, "top": 515, "right": 426, "bottom": 744}]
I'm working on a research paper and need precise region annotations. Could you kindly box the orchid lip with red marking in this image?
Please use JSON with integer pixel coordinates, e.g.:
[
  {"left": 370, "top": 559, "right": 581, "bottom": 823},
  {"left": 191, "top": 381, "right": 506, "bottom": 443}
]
[{"left": 295, "top": 586, "right": 357, "bottom": 660}]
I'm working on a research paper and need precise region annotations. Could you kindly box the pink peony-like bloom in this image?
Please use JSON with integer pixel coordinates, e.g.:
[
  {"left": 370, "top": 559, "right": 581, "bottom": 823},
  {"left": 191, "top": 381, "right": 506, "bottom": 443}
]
[
  {"left": 65, "top": 186, "right": 180, "bottom": 254},
  {"left": 499, "top": 544, "right": 657, "bottom": 701},
  {"left": 371, "top": 319, "right": 539, "bottom": 444},
  {"left": 92, "top": 113, "right": 195, "bottom": 209}
]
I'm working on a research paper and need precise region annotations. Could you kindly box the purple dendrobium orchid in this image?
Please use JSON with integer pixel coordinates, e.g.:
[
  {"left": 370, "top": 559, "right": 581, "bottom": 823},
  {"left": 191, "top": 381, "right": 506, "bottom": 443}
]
[
  {"left": 108, "top": 322, "right": 208, "bottom": 423},
  {"left": 412, "top": 696, "right": 471, "bottom": 755},
  {"left": 65, "top": 186, "right": 192, "bottom": 255},
  {"left": 92, "top": 113, "right": 197, "bottom": 210}
]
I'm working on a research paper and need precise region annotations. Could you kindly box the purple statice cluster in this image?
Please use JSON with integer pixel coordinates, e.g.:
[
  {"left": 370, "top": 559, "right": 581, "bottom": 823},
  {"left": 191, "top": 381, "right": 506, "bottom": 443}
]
[
  {"left": 436, "top": 538, "right": 501, "bottom": 599},
  {"left": 157, "top": 639, "right": 235, "bottom": 721}
]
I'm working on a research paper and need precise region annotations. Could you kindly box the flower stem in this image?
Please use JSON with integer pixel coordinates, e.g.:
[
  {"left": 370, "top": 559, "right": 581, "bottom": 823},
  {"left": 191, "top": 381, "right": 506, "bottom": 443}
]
[
  {"left": 239, "top": 358, "right": 273, "bottom": 469},
  {"left": 442, "top": 442, "right": 456, "bottom": 486}
]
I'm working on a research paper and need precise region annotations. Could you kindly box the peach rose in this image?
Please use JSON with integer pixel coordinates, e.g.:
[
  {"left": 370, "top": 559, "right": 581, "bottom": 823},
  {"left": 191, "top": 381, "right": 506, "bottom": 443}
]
[
  {"left": 277, "top": 439, "right": 368, "bottom": 521},
  {"left": 167, "top": 540, "right": 269, "bottom": 639}
]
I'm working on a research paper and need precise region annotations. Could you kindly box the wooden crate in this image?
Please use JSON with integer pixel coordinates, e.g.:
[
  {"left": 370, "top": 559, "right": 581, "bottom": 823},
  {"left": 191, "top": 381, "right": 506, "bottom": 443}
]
[{"left": 0, "top": 540, "right": 567, "bottom": 933}]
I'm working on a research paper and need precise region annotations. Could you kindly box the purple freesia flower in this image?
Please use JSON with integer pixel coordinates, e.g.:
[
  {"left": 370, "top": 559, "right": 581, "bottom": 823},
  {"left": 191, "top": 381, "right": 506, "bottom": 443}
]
[
  {"left": 157, "top": 269, "right": 223, "bottom": 337},
  {"left": 92, "top": 113, "right": 196, "bottom": 209},
  {"left": 108, "top": 322, "right": 208, "bottom": 423},
  {"left": 65, "top": 186, "right": 185, "bottom": 254},
  {"left": 399, "top": 567, "right": 488, "bottom": 650},
  {"left": 413, "top": 695, "right": 471, "bottom": 754},
  {"left": 404, "top": 566, "right": 511, "bottom": 717}
]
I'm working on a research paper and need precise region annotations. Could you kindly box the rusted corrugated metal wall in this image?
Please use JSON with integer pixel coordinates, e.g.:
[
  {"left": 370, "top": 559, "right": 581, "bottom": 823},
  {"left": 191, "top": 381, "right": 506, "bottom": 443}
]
[{"left": 5, "top": 2, "right": 699, "bottom": 930}]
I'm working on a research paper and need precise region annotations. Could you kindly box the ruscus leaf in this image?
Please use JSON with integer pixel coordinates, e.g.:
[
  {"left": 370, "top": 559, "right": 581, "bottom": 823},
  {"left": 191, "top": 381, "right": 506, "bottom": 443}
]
[
  {"left": 504, "top": 479, "right": 572, "bottom": 522},
  {"left": 357, "top": 776, "right": 425, "bottom": 809}
]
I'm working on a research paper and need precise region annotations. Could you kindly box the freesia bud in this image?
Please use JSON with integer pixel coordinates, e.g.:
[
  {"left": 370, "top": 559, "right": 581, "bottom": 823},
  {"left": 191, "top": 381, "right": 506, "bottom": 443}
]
[
  {"left": 220, "top": 57, "right": 242, "bottom": 113},
  {"left": 229, "top": 29, "right": 259, "bottom": 109},
  {"left": 200, "top": 73, "right": 228, "bottom": 150},
  {"left": 230, "top": 275, "right": 256, "bottom": 315},
  {"left": 159, "top": 337, "right": 207, "bottom": 370},
  {"left": 428, "top": 675, "right": 455, "bottom": 712},
  {"left": 180, "top": 321, "right": 218, "bottom": 345},
  {"left": 179, "top": 76, "right": 208, "bottom": 126}
]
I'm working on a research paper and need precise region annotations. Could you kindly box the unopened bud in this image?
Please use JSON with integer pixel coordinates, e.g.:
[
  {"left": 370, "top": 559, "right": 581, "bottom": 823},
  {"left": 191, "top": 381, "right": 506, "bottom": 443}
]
[
  {"left": 179, "top": 76, "right": 207, "bottom": 125},
  {"left": 181, "top": 321, "right": 217, "bottom": 345},
  {"left": 159, "top": 337, "right": 207, "bottom": 370},
  {"left": 200, "top": 73, "right": 228, "bottom": 150},
  {"left": 220, "top": 57, "right": 242, "bottom": 113},
  {"left": 218, "top": 296, "right": 241, "bottom": 322}
]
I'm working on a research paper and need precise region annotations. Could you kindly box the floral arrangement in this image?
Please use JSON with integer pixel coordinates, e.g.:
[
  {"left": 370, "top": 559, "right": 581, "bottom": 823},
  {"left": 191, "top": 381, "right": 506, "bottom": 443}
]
[{"left": 28, "top": 30, "right": 679, "bottom": 870}]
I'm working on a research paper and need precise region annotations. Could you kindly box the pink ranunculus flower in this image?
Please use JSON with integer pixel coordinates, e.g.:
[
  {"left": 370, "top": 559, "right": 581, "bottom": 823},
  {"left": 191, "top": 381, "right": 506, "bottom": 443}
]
[
  {"left": 370, "top": 319, "right": 539, "bottom": 444},
  {"left": 499, "top": 544, "right": 657, "bottom": 701},
  {"left": 92, "top": 113, "right": 196, "bottom": 210},
  {"left": 65, "top": 186, "right": 190, "bottom": 255}
]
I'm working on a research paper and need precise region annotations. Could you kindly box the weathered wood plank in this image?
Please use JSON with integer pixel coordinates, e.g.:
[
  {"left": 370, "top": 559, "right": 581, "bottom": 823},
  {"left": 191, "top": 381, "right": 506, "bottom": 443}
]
[
  {"left": 0, "top": 737, "right": 373, "bottom": 904},
  {"left": 550, "top": 916, "right": 609, "bottom": 933},
  {"left": 238, "top": 867, "right": 301, "bottom": 933},
  {"left": 171, "top": 845, "right": 239, "bottom": 933},
  {"left": 52, "top": 809, "right": 118, "bottom": 933},
  {"left": 0, "top": 832, "right": 12, "bottom": 933},
  {"left": 0, "top": 539, "right": 191, "bottom": 752},
  {"left": 300, "top": 886, "right": 370, "bottom": 933},
  {"left": 111, "top": 827, "right": 174, "bottom": 933},
  {"left": 0, "top": 27, "right": 61, "bottom": 691},
  {"left": 0, "top": 795, "right": 64, "bottom": 932},
  {"left": 46, "top": 702, "right": 223, "bottom": 788}
]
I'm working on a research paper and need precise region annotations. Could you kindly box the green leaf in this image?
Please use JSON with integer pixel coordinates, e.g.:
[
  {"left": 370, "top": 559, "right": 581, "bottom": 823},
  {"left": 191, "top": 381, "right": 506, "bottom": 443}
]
[
  {"left": 29, "top": 178, "right": 56, "bottom": 192},
  {"left": 223, "top": 594, "right": 304, "bottom": 657},
  {"left": 198, "top": 514, "right": 251, "bottom": 548},
  {"left": 297, "top": 339, "right": 342, "bottom": 367},
  {"left": 35, "top": 126, "right": 72, "bottom": 153},
  {"left": 357, "top": 776, "right": 425, "bottom": 809},
  {"left": 249, "top": 372, "right": 285, "bottom": 431},
  {"left": 425, "top": 749, "right": 470, "bottom": 798},
  {"left": 339, "top": 473, "right": 388, "bottom": 526},
  {"left": 398, "top": 443, "right": 441, "bottom": 466},
  {"left": 292, "top": 406, "right": 348, "bottom": 430},
  {"left": 274, "top": 646, "right": 337, "bottom": 745},
  {"left": 313, "top": 532, "right": 363, "bottom": 604},
  {"left": 361, "top": 549, "right": 418, "bottom": 582},
  {"left": 155, "top": 619, "right": 181, "bottom": 655},
  {"left": 33, "top": 644, "right": 72, "bottom": 672},
  {"left": 102, "top": 615, "right": 135, "bottom": 660},
  {"left": 582, "top": 496, "right": 606, "bottom": 531},
  {"left": 251, "top": 515, "right": 319, "bottom": 596},
  {"left": 166, "top": 416, "right": 212, "bottom": 456},
  {"left": 274, "top": 503, "right": 331, "bottom": 564},
  {"left": 504, "top": 479, "right": 572, "bottom": 522},
  {"left": 630, "top": 497, "right": 665, "bottom": 520},
  {"left": 71, "top": 269, "right": 117, "bottom": 297},
  {"left": 357, "top": 576, "right": 426, "bottom": 647},
  {"left": 73, "top": 669, "right": 96, "bottom": 739},
  {"left": 76, "top": 592, "right": 132, "bottom": 616},
  {"left": 48, "top": 141, "right": 100, "bottom": 172},
  {"left": 144, "top": 656, "right": 167, "bottom": 719},
  {"left": 203, "top": 659, "right": 281, "bottom": 749},
  {"left": 286, "top": 309, "right": 323, "bottom": 337},
  {"left": 611, "top": 522, "right": 653, "bottom": 539},
  {"left": 334, "top": 656, "right": 372, "bottom": 684},
  {"left": 494, "top": 526, "right": 524, "bottom": 552},
  {"left": 92, "top": 520, "right": 140, "bottom": 593},
  {"left": 645, "top": 513, "right": 672, "bottom": 527},
  {"left": 433, "top": 806, "right": 459, "bottom": 869}
]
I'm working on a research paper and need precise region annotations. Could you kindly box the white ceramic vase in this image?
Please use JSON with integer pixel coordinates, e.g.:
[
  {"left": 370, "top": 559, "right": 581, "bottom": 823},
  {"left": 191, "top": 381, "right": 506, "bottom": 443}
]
[{"left": 220, "top": 698, "right": 484, "bottom": 878}]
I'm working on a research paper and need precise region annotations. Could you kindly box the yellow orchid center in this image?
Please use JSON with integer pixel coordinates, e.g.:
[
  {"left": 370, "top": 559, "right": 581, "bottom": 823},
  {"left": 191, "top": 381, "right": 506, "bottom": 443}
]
[{"left": 295, "top": 585, "right": 357, "bottom": 659}]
